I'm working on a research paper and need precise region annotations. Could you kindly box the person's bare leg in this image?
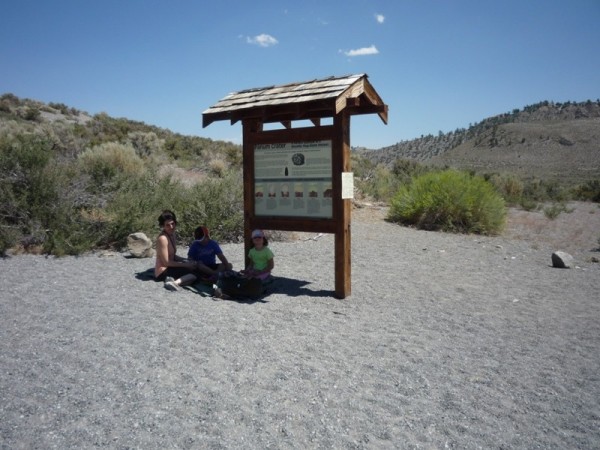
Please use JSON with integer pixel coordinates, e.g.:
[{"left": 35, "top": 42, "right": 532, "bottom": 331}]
[{"left": 177, "top": 273, "right": 197, "bottom": 287}]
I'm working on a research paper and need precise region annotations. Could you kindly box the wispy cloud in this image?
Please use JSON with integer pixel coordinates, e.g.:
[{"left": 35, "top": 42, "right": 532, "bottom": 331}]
[
  {"left": 246, "top": 34, "right": 279, "bottom": 47},
  {"left": 343, "top": 45, "right": 379, "bottom": 57},
  {"left": 375, "top": 13, "right": 385, "bottom": 24}
]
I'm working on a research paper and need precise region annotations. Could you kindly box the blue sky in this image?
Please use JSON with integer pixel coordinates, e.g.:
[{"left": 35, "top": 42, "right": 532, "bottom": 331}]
[{"left": 1, "top": 0, "right": 599, "bottom": 149}]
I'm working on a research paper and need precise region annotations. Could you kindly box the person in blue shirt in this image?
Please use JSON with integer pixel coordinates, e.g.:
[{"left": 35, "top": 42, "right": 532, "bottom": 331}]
[{"left": 187, "top": 226, "right": 232, "bottom": 280}]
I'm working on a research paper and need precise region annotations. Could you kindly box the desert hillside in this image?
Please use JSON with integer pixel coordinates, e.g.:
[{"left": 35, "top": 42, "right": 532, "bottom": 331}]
[
  {"left": 430, "top": 118, "right": 600, "bottom": 183},
  {"left": 360, "top": 101, "right": 600, "bottom": 184}
]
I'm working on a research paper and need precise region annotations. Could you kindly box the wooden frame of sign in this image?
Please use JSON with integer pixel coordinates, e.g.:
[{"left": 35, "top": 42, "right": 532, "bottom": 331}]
[{"left": 203, "top": 74, "right": 387, "bottom": 298}]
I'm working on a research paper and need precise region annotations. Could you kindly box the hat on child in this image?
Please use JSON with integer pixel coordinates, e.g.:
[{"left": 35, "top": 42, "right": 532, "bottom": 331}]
[{"left": 251, "top": 229, "right": 264, "bottom": 238}]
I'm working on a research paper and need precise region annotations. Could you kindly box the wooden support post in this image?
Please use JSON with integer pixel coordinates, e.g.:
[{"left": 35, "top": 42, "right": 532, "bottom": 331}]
[
  {"left": 243, "top": 119, "right": 262, "bottom": 267},
  {"left": 333, "top": 113, "right": 351, "bottom": 298}
]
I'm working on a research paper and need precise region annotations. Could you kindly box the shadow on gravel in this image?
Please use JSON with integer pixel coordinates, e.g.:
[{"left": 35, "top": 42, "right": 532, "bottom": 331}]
[
  {"left": 135, "top": 268, "right": 270, "bottom": 303},
  {"left": 134, "top": 270, "right": 335, "bottom": 299},
  {"left": 214, "top": 296, "right": 269, "bottom": 304},
  {"left": 135, "top": 268, "right": 156, "bottom": 281},
  {"left": 268, "top": 276, "right": 336, "bottom": 298}
]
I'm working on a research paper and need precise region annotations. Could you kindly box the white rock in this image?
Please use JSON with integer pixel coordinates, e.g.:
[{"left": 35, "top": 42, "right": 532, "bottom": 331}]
[
  {"left": 551, "top": 250, "right": 574, "bottom": 269},
  {"left": 127, "top": 232, "right": 154, "bottom": 258}
]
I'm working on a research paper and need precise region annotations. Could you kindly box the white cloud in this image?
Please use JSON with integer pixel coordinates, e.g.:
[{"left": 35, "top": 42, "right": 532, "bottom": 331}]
[
  {"left": 343, "top": 45, "right": 379, "bottom": 57},
  {"left": 375, "top": 14, "right": 385, "bottom": 24},
  {"left": 246, "top": 34, "right": 279, "bottom": 47}
]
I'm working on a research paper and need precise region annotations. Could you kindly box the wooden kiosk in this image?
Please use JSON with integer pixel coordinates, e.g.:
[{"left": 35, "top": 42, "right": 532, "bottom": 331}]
[{"left": 202, "top": 74, "right": 387, "bottom": 298}]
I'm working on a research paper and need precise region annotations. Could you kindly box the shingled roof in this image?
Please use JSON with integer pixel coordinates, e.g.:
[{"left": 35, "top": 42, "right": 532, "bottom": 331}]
[{"left": 202, "top": 73, "right": 388, "bottom": 128}]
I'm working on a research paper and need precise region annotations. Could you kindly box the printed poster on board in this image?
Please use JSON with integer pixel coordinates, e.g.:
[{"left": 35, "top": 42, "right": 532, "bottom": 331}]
[{"left": 254, "top": 141, "right": 332, "bottom": 218}]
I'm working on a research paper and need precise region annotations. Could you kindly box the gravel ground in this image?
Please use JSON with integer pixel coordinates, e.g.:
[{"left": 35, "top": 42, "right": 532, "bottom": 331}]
[{"left": 1, "top": 205, "right": 599, "bottom": 449}]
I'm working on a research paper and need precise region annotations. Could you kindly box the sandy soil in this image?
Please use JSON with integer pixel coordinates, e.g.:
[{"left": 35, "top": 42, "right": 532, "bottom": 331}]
[
  {"left": 1, "top": 203, "right": 599, "bottom": 448},
  {"left": 354, "top": 200, "right": 600, "bottom": 260},
  {"left": 503, "top": 202, "right": 600, "bottom": 259}
]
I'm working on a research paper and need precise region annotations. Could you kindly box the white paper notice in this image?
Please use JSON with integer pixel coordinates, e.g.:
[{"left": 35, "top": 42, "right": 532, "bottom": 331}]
[{"left": 341, "top": 172, "right": 354, "bottom": 199}]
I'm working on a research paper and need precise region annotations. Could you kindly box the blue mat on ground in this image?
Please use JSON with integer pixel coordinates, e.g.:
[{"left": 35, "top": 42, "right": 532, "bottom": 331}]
[{"left": 183, "top": 280, "right": 215, "bottom": 296}]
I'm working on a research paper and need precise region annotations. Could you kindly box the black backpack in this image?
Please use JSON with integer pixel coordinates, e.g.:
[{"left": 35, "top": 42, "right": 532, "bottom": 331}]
[{"left": 218, "top": 273, "right": 264, "bottom": 298}]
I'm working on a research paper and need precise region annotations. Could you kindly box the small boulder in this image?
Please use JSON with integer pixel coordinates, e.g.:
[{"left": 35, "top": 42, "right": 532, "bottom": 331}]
[
  {"left": 127, "top": 232, "right": 154, "bottom": 258},
  {"left": 551, "top": 251, "right": 574, "bottom": 269}
]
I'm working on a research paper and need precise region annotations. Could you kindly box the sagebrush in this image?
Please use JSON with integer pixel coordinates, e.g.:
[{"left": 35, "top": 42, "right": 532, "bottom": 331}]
[
  {"left": 388, "top": 169, "right": 506, "bottom": 235},
  {"left": 0, "top": 126, "right": 243, "bottom": 256}
]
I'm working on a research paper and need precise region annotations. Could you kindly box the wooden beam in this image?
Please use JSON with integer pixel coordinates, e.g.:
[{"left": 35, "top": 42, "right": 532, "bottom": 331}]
[
  {"left": 346, "top": 104, "right": 388, "bottom": 124},
  {"left": 361, "top": 80, "right": 388, "bottom": 124},
  {"left": 335, "top": 79, "right": 365, "bottom": 115},
  {"left": 247, "top": 124, "right": 334, "bottom": 144},
  {"left": 249, "top": 217, "right": 337, "bottom": 234}
]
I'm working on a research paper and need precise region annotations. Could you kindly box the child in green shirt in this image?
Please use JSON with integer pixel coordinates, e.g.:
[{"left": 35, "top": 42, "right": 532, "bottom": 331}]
[{"left": 243, "top": 229, "right": 274, "bottom": 281}]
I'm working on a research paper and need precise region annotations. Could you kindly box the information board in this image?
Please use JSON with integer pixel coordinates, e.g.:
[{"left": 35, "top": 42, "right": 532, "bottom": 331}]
[{"left": 254, "top": 140, "right": 332, "bottom": 218}]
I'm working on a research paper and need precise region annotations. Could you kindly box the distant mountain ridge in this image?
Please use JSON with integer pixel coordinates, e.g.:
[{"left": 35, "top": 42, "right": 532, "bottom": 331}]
[{"left": 359, "top": 100, "right": 600, "bottom": 184}]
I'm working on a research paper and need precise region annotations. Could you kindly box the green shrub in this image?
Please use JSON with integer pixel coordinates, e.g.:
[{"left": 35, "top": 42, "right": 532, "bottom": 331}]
[
  {"left": 543, "top": 202, "right": 573, "bottom": 220},
  {"left": 0, "top": 98, "right": 250, "bottom": 255},
  {"left": 572, "top": 179, "right": 600, "bottom": 202},
  {"left": 523, "top": 178, "right": 568, "bottom": 203},
  {"left": 391, "top": 158, "right": 429, "bottom": 183},
  {"left": 100, "top": 172, "right": 189, "bottom": 248},
  {"left": 223, "top": 144, "right": 242, "bottom": 167},
  {"left": 350, "top": 153, "right": 376, "bottom": 180},
  {"left": 78, "top": 142, "right": 145, "bottom": 189},
  {"left": 519, "top": 197, "right": 539, "bottom": 211},
  {"left": 353, "top": 157, "right": 432, "bottom": 203},
  {"left": 0, "top": 224, "right": 19, "bottom": 256},
  {"left": 127, "top": 131, "right": 164, "bottom": 158},
  {"left": 21, "top": 106, "right": 41, "bottom": 121},
  {"left": 487, "top": 173, "right": 524, "bottom": 205},
  {"left": 208, "top": 158, "right": 227, "bottom": 177},
  {"left": 98, "top": 169, "right": 243, "bottom": 249},
  {"left": 0, "top": 93, "right": 20, "bottom": 105},
  {"left": 0, "top": 133, "right": 56, "bottom": 241},
  {"left": 0, "top": 134, "right": 244, "bottom": 254},
  {"left": 179, "top": 170, "right": 244, "bottom": 243},
  {"left": 163, "top": 135, "right": 206, "bottom": 161},
  {"left": 42, "top": 196, "right": 102, "bottom": 256},
  {"left": 48, "top": 102, "right": 71, "bottom": 115},
  {"left": 388, "top": 169, "right": 506, "bottom": 234},
  {"left": 359, "top": 165, "right": 402, "bottom": 202},
  {"left": 88, "top": 113, "right": 136, "bottom": 144},
  {"left": 0, "top": 132, "right": 99, "bottom": 255}
]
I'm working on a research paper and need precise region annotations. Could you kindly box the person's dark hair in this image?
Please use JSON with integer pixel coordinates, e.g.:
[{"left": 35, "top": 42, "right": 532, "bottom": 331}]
[
  {"left": 158, "top": 210, "right": 177, "bottom": 227},
  {"left": 194, "top": 226, "right": 209, "bottom": 240}
]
